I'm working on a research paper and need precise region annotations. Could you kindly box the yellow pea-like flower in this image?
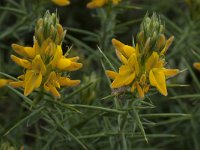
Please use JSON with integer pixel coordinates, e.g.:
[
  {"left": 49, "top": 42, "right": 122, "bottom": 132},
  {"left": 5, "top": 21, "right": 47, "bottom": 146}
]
[
  {"left": 44, "top": 72, "right": 81, "bottom": 97},
  {"left": 106, "top": 39, "right": 179, "bottom": 98},
  {"left": 51, "top": 0, "right": 70, "bottom": 6},
  {"left": 10, "top": 12, "right": 82, "bottom": 97},
  {"left": 149, "top": 68, "right": 167, "bottom": 96},
  {"left": 87, "top": 0, "right": 121, "bottom": 8}
]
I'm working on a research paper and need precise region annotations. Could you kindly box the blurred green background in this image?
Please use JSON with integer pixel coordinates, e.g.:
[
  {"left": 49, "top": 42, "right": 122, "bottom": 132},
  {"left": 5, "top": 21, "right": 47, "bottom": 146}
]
[{"left": 0, "top": 0, "right": 200, "bottom": 149}]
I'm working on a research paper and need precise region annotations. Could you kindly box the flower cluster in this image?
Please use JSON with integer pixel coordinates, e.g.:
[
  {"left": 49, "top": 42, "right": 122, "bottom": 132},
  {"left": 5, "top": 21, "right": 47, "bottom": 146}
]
[
  {"left": 106, "top": 13, "right": 179, "bottom": 98},
  {"left": 9, "top": 12, "right": 82, "bottom": 97},
  {"left": 87, "top": 0, "right": 121, "bottom": 8}
]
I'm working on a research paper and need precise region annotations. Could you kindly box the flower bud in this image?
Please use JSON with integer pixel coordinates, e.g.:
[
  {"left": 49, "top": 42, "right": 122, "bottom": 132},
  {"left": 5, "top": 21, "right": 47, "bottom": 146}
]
[
  {"left": 34, "top": 11, "right": 66, "bottom": 46},
  {"left": 155, "top": 34, "right": 166, "bottom": 52},
  {"left": 137, "top": 13, "right": 165, "bottom": 54}
]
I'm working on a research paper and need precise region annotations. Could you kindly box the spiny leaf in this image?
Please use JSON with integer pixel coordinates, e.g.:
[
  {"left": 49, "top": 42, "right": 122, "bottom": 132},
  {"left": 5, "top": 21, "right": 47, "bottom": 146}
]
[{"left": 4, "top": 107, "right": 43, "bottom": 136}]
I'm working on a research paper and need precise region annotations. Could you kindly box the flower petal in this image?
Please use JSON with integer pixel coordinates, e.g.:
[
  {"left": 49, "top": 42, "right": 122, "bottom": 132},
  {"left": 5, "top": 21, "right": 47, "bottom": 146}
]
[
  {"left": 0, "top": 79, "right": 9, "bottom": 88},
  {"left": 87, "top": 0, "right": 106, "bottom": 8},
  {"left": 145, "top": 52, "right": 159, "bottom": 72},
  {"left": 12, "top": 44, "right": 35, "bottom": 59},
  {"left": 149, "top": 68, "right": 167, "bottom": 96},
  {"left": 11, "top": 55, "right": 31, "bottom": 69},
  {"left": 160, "top": 36, "right": 174, "bottom": 55},
  {"left": 51, "top": 0, "right": 70, "bottom": 6},
  {"left": 59, "top": 77, "right": 80, "bottom": 87},
  {"left": 24, "top": 71, "right": 42, "bottom": 96},
  {"left": 112, "top": 0, "right": 121, "bottom": 4},
  {"left": 130, "top": 83, "right": 136, "bottom": 93},
  {"left": 56, "top": 58, "right": 71, "bottom": 70},
  {"left": 164, "top": 69, "right": 179, "bottom": 77},
  {"left": 9, "top": 81, "right": 24, "bottom": 88},
  {"left": 32, "top": 55, "right": 46, "bottom": 75},
  {"left": 128, "top": 54, "right": 139, "bottom": 74},
  {"left": 136, "top": 83, "right": 144, "bottom": 98},
  {"left": 105, "top": 70, "right": 118, "bottom": 80},
  {"left": 63, "top": 62, "right": 83, "bottom": 71},
  {"left": 193, "top": 62, "right": 200, "bottom": 71},
  {"left": 112, "top": 38, "right": 136, "bottom": 59},
  {"left": 49, "top": 84, "right": 61, "bottom": 97},
  {"left": 111, "top": 72, "right": 135, "bottom": 88}
]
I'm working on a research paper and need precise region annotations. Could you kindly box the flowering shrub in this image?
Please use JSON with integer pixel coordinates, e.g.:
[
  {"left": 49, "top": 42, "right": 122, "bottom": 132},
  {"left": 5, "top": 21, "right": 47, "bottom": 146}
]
[{"left": 0, "top": 0, "right": 199, "bottom": 149}]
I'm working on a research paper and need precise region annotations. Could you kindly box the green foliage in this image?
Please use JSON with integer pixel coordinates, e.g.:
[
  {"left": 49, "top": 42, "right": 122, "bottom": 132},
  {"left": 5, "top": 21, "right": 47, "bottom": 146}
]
[{"left": 0, "top": 0, "right": 200, "bottom": 149}]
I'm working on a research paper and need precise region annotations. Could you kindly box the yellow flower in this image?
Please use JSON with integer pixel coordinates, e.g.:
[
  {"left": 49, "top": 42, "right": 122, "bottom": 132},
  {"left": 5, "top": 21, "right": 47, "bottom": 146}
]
[
  {"left": 87, "top": 0, "right": 121, "bottom": 8},
  {"left": 10, "top": 12, "right": 82, "bottom": 97},
  {"left": 109, "top": 54, "right": 139, "bottom": 88},
  {"left": 51, "top": 45, "right": 83, "bottom": 71},
  {"left": 0, "top": 79, "right": 9, "bottom": 88},
  {"left": 24, "top": 55, "right": 46, "bottom": 96},
  {"left": 44, "top": 72, "right": 80, "bottom": 97},
  {"left": 106, "top": 39, "right": 179, "bottom": 98},
  {"left": 10, "top": 55, "right": 46, "bottom": 96},
  {"left": 51, "top": 0, "right": 70, "bottom": 6},
  {"left": 146, "top": 52, "right": 178, "bottom": 96},
  {"left": 193, "top": 62, "right": 200, "bottom": 71},
  {"left": 10, "top": 43, "right": 82, "bottom": 96}
]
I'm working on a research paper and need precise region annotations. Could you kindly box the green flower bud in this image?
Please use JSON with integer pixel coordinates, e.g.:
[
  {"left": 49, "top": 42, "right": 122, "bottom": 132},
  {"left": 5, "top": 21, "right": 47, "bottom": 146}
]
[
  {"left": 137, "top": 13, "right": 165, "bottom": 54},
  {"left": 34, "top": 11, "right": 66, "bottom": 46}
]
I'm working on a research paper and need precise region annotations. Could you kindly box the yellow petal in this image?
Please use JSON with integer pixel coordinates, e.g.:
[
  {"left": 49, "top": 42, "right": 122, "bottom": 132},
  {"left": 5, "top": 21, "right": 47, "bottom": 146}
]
[
  {"left": 112, "top": 38, "right": 125, "bottom": 54},
  {"left": 149, "top": 68, "right": 167, "bottom": 96},
  {"left": 32, "top": 55, "right": 46, "bottom": 75},
  {"left": 128, "top": 54, "right": 139, "bottom": 74},
  {"left": 51, "top": 0, "right": 70, "bottom": 6},
  {"left": 160, "top": 36, "right": 174, "bottom": 55},
  {"left": 56, "top": 58, "right": 72, "bottom": 70},
  {"left": 112, "top": 38, "right": 136, "bottom": 59},
  {"left": 145, "top": 52, "right": 159, "bottom": 72},
  {"left": 10, "top": 55, "right": 31, "bottom": 69},
  {"left": 136, "top": 83, "right": 144, "bottom": 98},
  {"left": 111, "top": 72, "right": 135, "bottom": 88},
  {"left": 86, "top": 0, "right": 106, "bottom": 8},
  {"left": 69, "top": 56, "right": 80, "bottom": 62},
  {"left": 9, "top": 81, "right": 24, "bottom": 88},
  {"left": 193, "top": 62, "right": 200, "bottom": 71},
  {"left": 47, "top": 84, "right": 61, "bottom": 98},
  {"left": 44, "top": 84, "right": 60, "bottom": 97},
  {"left": 144, "top": 85, "right": 150, "bottom": 93},
  {"left": 105, "top": 70, "right": 118, "bottom": 79},
  {"left": 117, "top": 52, "right": 128, "bottom": 65},
  {"left": 0, "top": 79, "right": 9, "bottom": 88},
  {"left": 123, "top": 45, "right": 137, "bottom": 58},
  {"left": 139, "top": 74, "right": 146, "bottom": 84},
  {"left": 164, "top": 69, "right": 179, "bottom": 77},
  {"left": 112, "top": 0, "right": 121, "bottom": 4},
  {"left": 130, "top": 83, "right": 136, "bottom": 93},
  {"left": 63, "top": 62, "right": 83, "bottom": 71},
  {"left": 50, "top": 45, "right": 63, "bottom": 67},
  {"left": 118, "top": 65, "right": 131, "bottom": 75},
  {"left": 18, "top": 75, "right": 25, "bottom": 80},
  {"left": 59, "top": 77, "right": 80, "bottom": 87},
  {"left": 11, "top": 44, "right": 35, "bottom": 59},
  {"left": 24, "top": 71, "right": 42, "bottom": 96},
  {"left": 43, "top": 72, "right": 61, "bottom": 97},
  {"left": 112, "top": 65, "right": 136, "bottom": 87}
]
